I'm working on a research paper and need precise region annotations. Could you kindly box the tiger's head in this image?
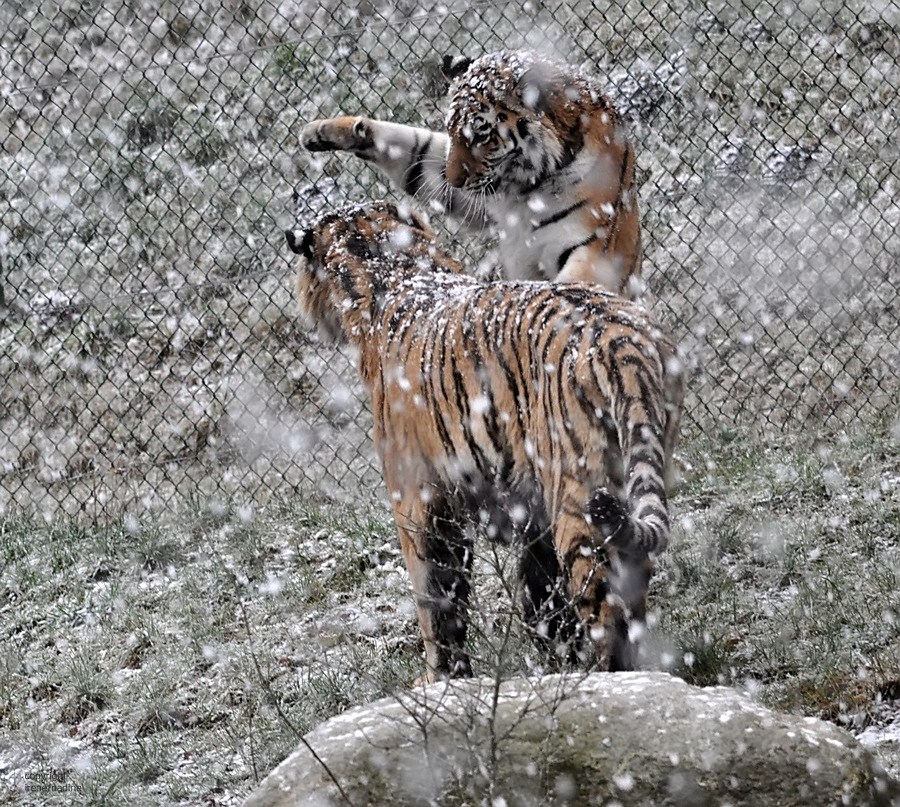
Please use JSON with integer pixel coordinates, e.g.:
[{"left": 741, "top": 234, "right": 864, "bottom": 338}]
[
  {"left": 442, "top": 50, "right": 608, "bottom": 194},
  {"left": 286, "top": 201, "right": 462, "bottom": 341}
]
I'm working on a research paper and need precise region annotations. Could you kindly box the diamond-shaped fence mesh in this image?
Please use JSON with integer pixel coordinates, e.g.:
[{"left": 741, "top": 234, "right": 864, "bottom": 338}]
[{"left": 1, "top": 0, "right": 898, "bottom": 519}]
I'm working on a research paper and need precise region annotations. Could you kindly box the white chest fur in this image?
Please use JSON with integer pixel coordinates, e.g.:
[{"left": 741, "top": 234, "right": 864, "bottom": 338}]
[{"left": 486, "top": 150, "right": 618, "bottom": 282}]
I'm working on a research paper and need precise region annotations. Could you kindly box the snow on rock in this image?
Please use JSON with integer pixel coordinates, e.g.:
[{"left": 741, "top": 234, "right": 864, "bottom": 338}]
[
  {"left": 243, "top": 672, "right": 899, "bottom": 807},
  {"left": 858, "top": 706, "right": 900, "bottom": 782}
]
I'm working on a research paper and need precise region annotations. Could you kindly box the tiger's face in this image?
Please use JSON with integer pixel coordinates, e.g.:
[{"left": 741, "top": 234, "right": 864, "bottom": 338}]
[
  {"left": 286, "top": 201, "right": 459, "bottom": 341},
  {"left": 443, "top": 50, "right": 587, "bottom": 193}
]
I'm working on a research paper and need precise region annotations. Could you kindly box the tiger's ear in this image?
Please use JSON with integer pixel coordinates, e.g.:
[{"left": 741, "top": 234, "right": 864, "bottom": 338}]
[
  {"left": 441, "top": 54, "right": 472, "bottom": 80},
  {"left": 516, "top": 65, "right": 554, "bottom": 115},
  {"left": 285, "top": 228, "right": 315, "bottom": 260}
]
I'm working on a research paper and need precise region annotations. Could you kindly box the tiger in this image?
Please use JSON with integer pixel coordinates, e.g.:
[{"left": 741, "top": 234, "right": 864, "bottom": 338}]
[
  {"left": 285, "top": 201, "right": 684, "bottom": 682},
  {"left": 300, "top": 49, "right": 643, "bottom": 298}
]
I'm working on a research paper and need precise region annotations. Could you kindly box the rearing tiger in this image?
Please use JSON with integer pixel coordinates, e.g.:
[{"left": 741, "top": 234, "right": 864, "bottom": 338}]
[
  {"left": 300, "top": 49, "right": 643, "bottom": 297},
  {"left": 286, "top": 201, "right": 684, "bottom": 681}
]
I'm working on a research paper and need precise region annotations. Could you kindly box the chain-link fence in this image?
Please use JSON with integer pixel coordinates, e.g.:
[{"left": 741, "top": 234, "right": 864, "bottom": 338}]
[{"left": 2, "top": 0, "right": 899, "bottom": 519}]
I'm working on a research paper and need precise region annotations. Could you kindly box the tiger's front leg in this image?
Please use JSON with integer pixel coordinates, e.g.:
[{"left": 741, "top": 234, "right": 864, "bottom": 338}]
[
  {"left": 300, "top": 117, "right": 484, "bottom": 225},
  {"left": 301, "top": 116, "right": 382, "bottom": 156},
  {"left": 392, "top": 498, "right": 474, "bottom": 683}
]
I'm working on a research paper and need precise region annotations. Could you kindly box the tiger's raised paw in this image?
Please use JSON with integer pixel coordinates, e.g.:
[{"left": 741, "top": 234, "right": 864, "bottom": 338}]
[
  {"left": 587, "top": 488, "right": 635, "bottom": 553},
  {"left": 300, "top": 116, "right": 375, "bottom": 155}
]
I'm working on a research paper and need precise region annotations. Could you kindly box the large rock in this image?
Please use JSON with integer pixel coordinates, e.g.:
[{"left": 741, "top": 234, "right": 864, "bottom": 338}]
[{"left": 243, "top": 672, "right": 900, "bottom": 807}]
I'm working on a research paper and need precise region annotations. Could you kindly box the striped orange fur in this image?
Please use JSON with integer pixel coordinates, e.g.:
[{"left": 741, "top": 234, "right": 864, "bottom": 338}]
[{"left": 287, "top": 201, "right": 684, "bottom": 682}]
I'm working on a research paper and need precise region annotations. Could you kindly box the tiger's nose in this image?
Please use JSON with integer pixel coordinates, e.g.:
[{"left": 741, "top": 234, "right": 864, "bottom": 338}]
[
  {"left": 444, "top": 149, "right": 472, "bottom": 188},
  {"left": 444, "top": 160, "right": 469, "bottom": 188}
]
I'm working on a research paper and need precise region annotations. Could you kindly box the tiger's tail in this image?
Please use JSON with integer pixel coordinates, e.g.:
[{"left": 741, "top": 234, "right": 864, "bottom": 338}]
[{"left": 587, "top": 355, "right": 684, "bottom": 558}]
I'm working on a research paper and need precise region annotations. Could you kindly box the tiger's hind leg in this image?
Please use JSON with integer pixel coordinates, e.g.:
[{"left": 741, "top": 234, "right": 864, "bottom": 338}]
[
  {"left": 393, "top": 497, "right": 474, "bottom": 683},
  {"left": 553, "top": 507, "right": 637, "bottom": 672},
  {"left": 608, "top": 555, "right": 653, "bottom": 671}
]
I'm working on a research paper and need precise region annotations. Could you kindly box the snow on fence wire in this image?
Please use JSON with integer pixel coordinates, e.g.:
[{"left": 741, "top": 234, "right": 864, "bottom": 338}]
[{"left": 1, "top": 0, "right": 899, "bottom": 519}]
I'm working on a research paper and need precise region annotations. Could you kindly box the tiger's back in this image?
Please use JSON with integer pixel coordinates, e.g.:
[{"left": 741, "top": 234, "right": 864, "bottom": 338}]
[
  {"left": 372, "top": 279, "right": 679, "bottom": 541},
  {"left": 288, "top": 202, "right": 684, "bottom": 681}
]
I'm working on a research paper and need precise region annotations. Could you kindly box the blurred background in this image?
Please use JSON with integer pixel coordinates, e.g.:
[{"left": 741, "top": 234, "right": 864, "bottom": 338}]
[{"left": 1, "top": 0, "right": 898, "bottom": 516}]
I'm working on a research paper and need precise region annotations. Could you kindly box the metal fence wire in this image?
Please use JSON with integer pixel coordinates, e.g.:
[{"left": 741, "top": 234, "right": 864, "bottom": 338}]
[{"left": 1, "top": 0, "right": 898, "bottom": 519}]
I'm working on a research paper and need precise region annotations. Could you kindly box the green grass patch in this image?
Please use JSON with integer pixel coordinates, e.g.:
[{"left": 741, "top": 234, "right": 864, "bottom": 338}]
[
  {"left": 655, "top": 411, "right": 900, "bottom": 718},
  {"left": 2, "top": 412, "right": 897, "bottom": 803},
  {"left": 0, "top": 497, "right": 417, "bottom": 804}
]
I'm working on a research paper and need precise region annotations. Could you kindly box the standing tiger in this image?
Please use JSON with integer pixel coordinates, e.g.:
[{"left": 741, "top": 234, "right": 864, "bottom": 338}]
[
  {"left": 300, "top": 49, "right": 643, "bottom": 297},
  {"left": 286, "top": 201, "right": 684, "bottom": 681}
]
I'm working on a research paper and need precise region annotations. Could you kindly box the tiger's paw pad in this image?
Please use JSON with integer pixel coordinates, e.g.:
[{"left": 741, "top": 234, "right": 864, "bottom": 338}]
[
  {"left": 587, "top": 489, "right": 630, "bottom": 545},
  {"left": 300, "top": 117, "right": 374, "bottom": 153}
]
